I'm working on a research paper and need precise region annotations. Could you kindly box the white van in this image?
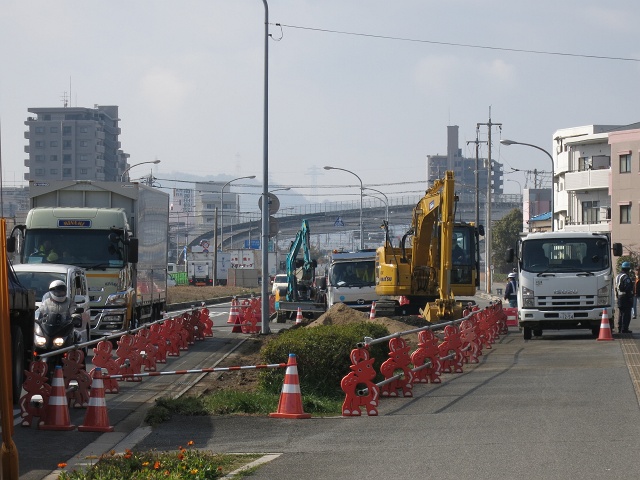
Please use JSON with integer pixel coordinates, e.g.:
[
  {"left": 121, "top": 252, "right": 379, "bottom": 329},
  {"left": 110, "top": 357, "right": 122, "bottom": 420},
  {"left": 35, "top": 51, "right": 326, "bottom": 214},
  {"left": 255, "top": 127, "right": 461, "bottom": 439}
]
[{"left": 13, "top": 264, "right": 91, "bottom": 343}]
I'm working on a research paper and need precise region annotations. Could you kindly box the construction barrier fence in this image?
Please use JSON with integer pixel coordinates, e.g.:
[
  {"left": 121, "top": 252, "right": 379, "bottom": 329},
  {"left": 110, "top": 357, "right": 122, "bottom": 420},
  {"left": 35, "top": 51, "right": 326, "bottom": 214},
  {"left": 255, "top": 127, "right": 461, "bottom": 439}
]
[{"left": 341, "top": 301, "right": 509, "bottom": 416}]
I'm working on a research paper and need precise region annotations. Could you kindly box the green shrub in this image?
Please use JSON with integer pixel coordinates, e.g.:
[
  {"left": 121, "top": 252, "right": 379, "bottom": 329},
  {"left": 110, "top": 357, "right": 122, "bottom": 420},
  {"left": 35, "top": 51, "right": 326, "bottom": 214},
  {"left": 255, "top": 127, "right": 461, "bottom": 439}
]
[{"left": 259, "top": 322, "right": 390, "bottom": 398}]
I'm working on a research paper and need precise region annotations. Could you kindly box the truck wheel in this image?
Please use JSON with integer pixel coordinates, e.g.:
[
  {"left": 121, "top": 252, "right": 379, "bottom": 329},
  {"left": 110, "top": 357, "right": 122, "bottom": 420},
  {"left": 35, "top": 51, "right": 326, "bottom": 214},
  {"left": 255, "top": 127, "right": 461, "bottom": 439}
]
[
  {"left": 592, "top": 326, "right": 600, "bottom": 337},
  {"left": 533, "top": 329, "right": 543, "bottom": 337},
  {"left": 523, "top": 326, "right": 532, "bottom": 340},
  {"left": 11, "top": 326, "right": 25, "bottom": 405}
]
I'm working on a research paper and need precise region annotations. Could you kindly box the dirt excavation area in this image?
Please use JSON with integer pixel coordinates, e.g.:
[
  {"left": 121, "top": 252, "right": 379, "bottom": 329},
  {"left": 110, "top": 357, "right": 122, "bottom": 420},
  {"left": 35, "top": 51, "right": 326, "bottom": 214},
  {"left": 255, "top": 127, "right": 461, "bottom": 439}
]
[{"left": 189, "top": 303, "right": 427, "bottom": 397}]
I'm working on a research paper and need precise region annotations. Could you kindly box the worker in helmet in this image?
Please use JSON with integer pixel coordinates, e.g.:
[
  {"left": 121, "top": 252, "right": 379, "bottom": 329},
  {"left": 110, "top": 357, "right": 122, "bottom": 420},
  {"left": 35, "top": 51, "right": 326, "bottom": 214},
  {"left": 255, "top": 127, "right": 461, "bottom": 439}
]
[
  {"left": 503, "top": 272, "right": 518, "bottom": 308},
  {"left": 615, "top": 262, "right": 634, "bottom": 334},
  {"left": 32, "top": 240, "right": 59, "bottom": 263}
]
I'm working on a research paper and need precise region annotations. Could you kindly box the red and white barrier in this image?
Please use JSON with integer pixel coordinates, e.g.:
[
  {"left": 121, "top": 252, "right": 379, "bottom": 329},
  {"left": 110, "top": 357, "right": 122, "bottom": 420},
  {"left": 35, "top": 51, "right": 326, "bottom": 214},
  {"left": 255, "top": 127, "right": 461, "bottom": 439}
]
[{"left": 342, "top": 302, "right": 508, "bottom": 416}]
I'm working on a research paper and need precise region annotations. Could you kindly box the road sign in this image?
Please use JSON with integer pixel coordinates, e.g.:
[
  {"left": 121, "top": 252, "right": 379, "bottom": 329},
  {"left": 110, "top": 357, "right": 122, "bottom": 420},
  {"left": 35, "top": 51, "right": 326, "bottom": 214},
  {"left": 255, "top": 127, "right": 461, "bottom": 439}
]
[{"left": 258, "top": 193, "right": 280, "bottom": 215}]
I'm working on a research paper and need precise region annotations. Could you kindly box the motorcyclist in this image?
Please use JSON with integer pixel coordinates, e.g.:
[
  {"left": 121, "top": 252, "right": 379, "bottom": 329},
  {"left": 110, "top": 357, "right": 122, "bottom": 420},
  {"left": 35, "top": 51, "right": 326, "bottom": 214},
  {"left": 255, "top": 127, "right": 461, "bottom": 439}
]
[{"left": 38, "top": 280, "right": 78, "bottom": 332}]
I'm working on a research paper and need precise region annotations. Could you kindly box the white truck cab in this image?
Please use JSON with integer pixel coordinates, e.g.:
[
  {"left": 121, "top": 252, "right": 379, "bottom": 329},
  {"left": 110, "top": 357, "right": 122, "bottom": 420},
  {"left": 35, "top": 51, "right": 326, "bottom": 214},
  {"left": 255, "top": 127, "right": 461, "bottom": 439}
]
[{"left": 326, "top": 250, "right": 378, "bottom": 311}]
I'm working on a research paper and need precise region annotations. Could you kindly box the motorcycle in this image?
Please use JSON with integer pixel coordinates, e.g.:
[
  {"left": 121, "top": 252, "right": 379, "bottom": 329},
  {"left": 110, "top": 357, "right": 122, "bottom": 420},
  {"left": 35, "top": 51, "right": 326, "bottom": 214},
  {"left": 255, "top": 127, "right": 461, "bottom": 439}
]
[{"left": 34, "top": 308, "right": 85, "bottom": 375}]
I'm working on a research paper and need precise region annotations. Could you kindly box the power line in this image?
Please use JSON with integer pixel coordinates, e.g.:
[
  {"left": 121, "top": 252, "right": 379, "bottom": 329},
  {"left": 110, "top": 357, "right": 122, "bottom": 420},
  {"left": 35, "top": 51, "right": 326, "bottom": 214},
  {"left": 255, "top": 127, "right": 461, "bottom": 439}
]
[{"left": 272, "top": 23, "right": 640, "bottom": 63}]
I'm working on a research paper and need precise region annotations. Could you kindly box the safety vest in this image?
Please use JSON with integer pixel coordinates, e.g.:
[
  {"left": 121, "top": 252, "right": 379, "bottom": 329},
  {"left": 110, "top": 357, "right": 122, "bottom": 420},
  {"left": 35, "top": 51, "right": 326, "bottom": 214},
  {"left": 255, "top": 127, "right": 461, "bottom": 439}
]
[{"left": 616, "top": 273, "right": 632, "bottom": 297}]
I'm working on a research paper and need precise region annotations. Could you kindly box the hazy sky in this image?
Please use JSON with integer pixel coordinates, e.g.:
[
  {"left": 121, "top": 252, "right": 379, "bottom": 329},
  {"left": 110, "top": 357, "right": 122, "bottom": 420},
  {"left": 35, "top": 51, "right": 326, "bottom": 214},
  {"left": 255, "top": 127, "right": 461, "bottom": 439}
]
[{"left": 2, "top": 0, "right": 639, "bottom": 206}]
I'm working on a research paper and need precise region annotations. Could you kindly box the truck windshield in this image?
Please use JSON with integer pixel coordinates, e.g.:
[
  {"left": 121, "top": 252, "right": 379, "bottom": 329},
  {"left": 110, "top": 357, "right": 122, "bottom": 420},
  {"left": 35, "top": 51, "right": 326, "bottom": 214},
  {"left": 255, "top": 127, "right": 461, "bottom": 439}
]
[
  {"left": 13, "top": 271, "right": 66, "bottom": 301},
  {"left": 522, "top": 237, "right": 610, "bottom": 273},
  {"left": 23, "top": 229, "right": 125, "bottom": 268},
  {"left": 330, "top": 261, "right": 375, "bottom": 287}
]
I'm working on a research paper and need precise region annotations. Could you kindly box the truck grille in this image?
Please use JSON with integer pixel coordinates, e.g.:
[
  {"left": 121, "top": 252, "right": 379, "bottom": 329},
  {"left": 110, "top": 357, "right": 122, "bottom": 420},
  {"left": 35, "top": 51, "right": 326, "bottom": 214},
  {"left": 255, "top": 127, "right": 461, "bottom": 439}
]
[{"left": 536, "top": 294, "right": 596, "bottom": 309}]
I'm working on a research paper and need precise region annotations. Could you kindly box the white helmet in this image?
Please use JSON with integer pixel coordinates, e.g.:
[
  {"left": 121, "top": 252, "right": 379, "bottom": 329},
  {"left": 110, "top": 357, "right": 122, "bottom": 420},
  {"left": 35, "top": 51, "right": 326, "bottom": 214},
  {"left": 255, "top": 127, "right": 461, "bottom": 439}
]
[
  {"left": 508, "top": 272, "right": 517, "bottom": 279},
  {"left": 48, "top": 280, "right": 67, "bottom": 302}
]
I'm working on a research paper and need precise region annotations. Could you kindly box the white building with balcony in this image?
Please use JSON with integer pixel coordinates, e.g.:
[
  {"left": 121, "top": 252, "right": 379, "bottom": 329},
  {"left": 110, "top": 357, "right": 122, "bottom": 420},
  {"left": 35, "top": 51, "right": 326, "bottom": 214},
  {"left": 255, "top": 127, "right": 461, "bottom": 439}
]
[{"left": 553, "top": 125, "right": 622, "bottom": 233}]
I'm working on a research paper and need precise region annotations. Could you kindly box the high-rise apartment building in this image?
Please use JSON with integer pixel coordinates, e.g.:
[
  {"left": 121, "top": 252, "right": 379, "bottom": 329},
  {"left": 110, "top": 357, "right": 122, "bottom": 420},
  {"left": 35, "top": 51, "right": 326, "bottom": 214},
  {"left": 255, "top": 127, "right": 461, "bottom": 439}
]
[
  {"left": 426, "top": 125, "right": 502, "bottom": 204},
  {"left": 24, "top": 105, "right": 130, "bottom": 181}
]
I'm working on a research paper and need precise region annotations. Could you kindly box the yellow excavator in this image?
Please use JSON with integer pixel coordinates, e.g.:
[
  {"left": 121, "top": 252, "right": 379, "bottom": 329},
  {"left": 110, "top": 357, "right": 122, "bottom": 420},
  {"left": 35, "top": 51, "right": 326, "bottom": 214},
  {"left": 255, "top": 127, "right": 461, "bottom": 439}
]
[{"left": 375, "top": 170, "right": 483, "bottom": 322}]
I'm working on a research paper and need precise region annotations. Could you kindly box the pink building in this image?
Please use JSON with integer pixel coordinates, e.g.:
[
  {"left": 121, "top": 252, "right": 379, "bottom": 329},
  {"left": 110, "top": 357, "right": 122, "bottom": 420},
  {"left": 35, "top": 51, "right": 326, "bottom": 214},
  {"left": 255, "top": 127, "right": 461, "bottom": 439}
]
[{"left": 609, "top": 128, "right": 640, "bottom": 251}]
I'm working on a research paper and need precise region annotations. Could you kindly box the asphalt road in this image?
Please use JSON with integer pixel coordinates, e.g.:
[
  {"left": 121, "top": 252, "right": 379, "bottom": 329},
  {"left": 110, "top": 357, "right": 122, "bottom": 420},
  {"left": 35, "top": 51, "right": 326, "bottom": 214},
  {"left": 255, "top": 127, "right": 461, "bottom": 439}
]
[
  {"left": 10, "top": 296, "right": 640, "bottom": 479},
  {"left": 12, "top": 301, "right": 252, "bottom": 480}
]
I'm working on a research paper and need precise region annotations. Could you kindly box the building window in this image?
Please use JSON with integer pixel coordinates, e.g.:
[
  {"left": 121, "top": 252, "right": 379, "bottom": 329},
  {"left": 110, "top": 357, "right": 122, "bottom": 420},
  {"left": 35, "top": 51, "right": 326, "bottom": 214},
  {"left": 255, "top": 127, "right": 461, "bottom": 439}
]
[
  {"left": 35, "top": 155, "right": 45, "bottom": 162},
  {"left": 80, "top": 140, "right": 89, "bottom": 147},
  {"left": 50, "top": 169, "right": 58, "bottom": 175},
  {"left": 63, "top": 154, "right": 72, "bottom": 163},
  {"left": 50, "top": 126, "right": 58, "bottom": 133},
  {"left": 35, "top": 126, "right": 45, "bottom": 134},
  {"left": 80, "top": 168, "right": 88, "bottom": 175},
  {"left": 34, "top": 168, "right": 45, "bottom": 175},
  {"left": 620, "top": 204, "right": 631, "bottom": 224},
  {"left": 50, "top": 140, "right": 58, "bottom": 147},
  {"left": 578, "top": 157, "right": 591, "bottom": 171},
  {"left": 35, "top": 141, "right": 44, "bottom": 148},
  {"left": 63, "top": 168, "right": 72, "bottom": 176},
  {"left": 49, "top": 155, "right": 57, "bottom": 162},
  {"left": 582, "top": 201, "right": 599, "bottom": 224},
  {"left": 80, "top": 127, "right": 89, "bottom": 133},
  {"left": 63, "top": 126, "right": 72, "bottom": 135},
  {"left": 63, "top": 140, "right": 72, "bottom": 150},
  {"left": 620, "top": 154, "right": 631, "bottom": 173},
  {"left": 79, "top": 154, "right": 88, "bottom": 161}
]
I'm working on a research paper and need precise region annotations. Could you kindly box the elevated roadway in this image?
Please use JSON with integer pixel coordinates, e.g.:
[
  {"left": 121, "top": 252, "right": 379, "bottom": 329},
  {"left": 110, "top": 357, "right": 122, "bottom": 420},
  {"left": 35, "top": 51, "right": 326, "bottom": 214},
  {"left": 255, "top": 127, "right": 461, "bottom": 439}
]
[{"left": 188, "top": 195, "right": 522, "bottom": 250}]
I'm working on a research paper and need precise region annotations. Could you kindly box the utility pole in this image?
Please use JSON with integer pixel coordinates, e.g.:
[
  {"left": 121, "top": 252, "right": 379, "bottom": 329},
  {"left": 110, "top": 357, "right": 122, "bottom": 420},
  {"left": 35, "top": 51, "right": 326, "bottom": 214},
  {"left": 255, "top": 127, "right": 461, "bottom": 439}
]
[
  {"left": 477, "top": 109, "right": 501, "bottom": 295},
  {"left": 466, "top": 135, "right": 487, "bottom": 231}
]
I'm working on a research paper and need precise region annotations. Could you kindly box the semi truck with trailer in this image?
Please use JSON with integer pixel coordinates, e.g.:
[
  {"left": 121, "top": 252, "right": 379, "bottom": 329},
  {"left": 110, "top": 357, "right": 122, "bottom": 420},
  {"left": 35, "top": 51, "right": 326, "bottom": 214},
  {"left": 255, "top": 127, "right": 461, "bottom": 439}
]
[
  {"left": 9, "top": 180, "right": 169, "bottom": 337},
  {"left": 507, "top": 231, "right": 620, "bottom": 339}
]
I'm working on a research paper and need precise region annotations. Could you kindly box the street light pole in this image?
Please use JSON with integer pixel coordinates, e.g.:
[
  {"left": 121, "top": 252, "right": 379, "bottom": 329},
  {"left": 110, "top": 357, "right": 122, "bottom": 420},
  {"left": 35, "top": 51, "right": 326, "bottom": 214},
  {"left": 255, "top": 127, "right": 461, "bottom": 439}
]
[
  {"left": 220, "top": 175, "right": 256, "bottom": 251},
  {"left": 501, "top": 139, "right": 554, "bottom": 231},
  {"left": 364, "top": 187, "right": 389, "bottom": 223},
  {"left": 506, "top": 179, "right": 522, "bottom": 195},
  {"left": 261, "top": 0, "right": 270, "bottom": 335},
  {"left": 121, "top": 159, "right": 160, "bottom": 182},
  {"left": 324, "top": 166, "right": 364, "bottom": 250}
]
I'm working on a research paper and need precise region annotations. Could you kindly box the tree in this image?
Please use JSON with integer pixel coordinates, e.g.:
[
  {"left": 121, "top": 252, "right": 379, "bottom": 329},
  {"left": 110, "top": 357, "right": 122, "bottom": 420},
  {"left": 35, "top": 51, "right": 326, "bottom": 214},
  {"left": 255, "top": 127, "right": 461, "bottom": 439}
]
[{"left": 491, "top": 208, "right": 523, "bottom": 274}]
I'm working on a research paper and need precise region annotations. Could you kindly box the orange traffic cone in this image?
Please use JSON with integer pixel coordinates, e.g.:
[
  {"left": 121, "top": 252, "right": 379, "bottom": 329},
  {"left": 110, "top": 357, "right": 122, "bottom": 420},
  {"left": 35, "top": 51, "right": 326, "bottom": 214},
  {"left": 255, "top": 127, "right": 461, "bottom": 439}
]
[
  {"left": 597, "top": 309, "right": 615, "bottom": 341},
  {"left": 227, "top": 298, "right": 239, "bottom": 324},
  {"left": 295, "top": 307, "right": 303, "bottom": 325},
  {"left": 270, "top": 354, "right": 311, "bottom": 419},
  {"left": 39, "top": 366, "right": 76, "bottom": 431},
  {"left": 369, "top": 301, "right": 377, "bottom": 320},
  {"left": 78, "top": 368, "right": 114, "bottom": 432}
]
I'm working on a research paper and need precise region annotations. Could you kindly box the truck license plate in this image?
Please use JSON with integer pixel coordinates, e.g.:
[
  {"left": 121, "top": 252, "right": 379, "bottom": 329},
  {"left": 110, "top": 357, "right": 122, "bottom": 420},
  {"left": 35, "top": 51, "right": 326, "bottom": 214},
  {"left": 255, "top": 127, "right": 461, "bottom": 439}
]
[{"left": 561, "top": 312, "right": 574, "bottom": 319}]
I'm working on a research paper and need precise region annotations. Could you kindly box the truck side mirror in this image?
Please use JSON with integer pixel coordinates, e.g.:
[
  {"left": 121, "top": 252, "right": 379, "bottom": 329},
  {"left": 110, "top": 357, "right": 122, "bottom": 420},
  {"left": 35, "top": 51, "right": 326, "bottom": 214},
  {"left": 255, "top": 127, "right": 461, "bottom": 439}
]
[
  {"left": 505, "top": 248, "right": 514, "bottom": 263},
  {"left": 6, "top": 236, "right": 15, "bottom": 253},
  {"left": 128, "top": 238, "right": 139, "bottom": 263},
  {"left": 612, "top": 243, "right": 623, "bottom": 257},
  {"left": 477, "top": 225, "right": 485, "bottom": 237}
]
